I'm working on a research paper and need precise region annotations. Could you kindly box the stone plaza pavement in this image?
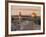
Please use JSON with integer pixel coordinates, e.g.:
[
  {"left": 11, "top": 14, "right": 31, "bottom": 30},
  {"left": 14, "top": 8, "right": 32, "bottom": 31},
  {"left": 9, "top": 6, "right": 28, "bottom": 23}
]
[{"left": 11, "top": 21, "right": 40, "bottom": 31}]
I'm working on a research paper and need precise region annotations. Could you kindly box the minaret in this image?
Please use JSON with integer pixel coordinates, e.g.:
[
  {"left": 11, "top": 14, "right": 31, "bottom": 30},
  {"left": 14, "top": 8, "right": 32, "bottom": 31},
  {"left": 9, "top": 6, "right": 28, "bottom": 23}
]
[
  {"left": 19, "top": 11, "right": 24, "bottom": 30},
  {"left": 19, "top": 11, "right": 21, "bottom": 24}
]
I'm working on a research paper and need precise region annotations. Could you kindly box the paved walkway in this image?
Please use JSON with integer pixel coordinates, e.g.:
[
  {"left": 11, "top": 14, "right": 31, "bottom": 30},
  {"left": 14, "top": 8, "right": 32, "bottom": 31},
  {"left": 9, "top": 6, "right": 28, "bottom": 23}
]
[{"left": 11, "top": 21, "right": 40, "bottom": 31}]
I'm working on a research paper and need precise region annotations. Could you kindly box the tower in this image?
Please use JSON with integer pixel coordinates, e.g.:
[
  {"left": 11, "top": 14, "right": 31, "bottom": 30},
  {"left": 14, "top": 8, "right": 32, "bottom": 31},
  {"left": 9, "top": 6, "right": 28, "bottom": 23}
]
[{"left": 19, "top": 11, "right": 21, "bottom": 24}]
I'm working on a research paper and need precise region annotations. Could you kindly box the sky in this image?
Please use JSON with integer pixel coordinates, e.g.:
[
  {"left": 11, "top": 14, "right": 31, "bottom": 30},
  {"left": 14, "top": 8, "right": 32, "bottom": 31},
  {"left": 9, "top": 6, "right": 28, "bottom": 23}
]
[{"left": 11, "top": 5, "right": 41, "bottom": 16}]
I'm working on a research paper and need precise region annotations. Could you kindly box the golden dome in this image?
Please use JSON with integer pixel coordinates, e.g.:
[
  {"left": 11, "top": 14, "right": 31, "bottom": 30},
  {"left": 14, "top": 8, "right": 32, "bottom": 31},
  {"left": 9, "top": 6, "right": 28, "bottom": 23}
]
[{"left": 32, "top": 12, "right": 37, "bottom": 17}]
